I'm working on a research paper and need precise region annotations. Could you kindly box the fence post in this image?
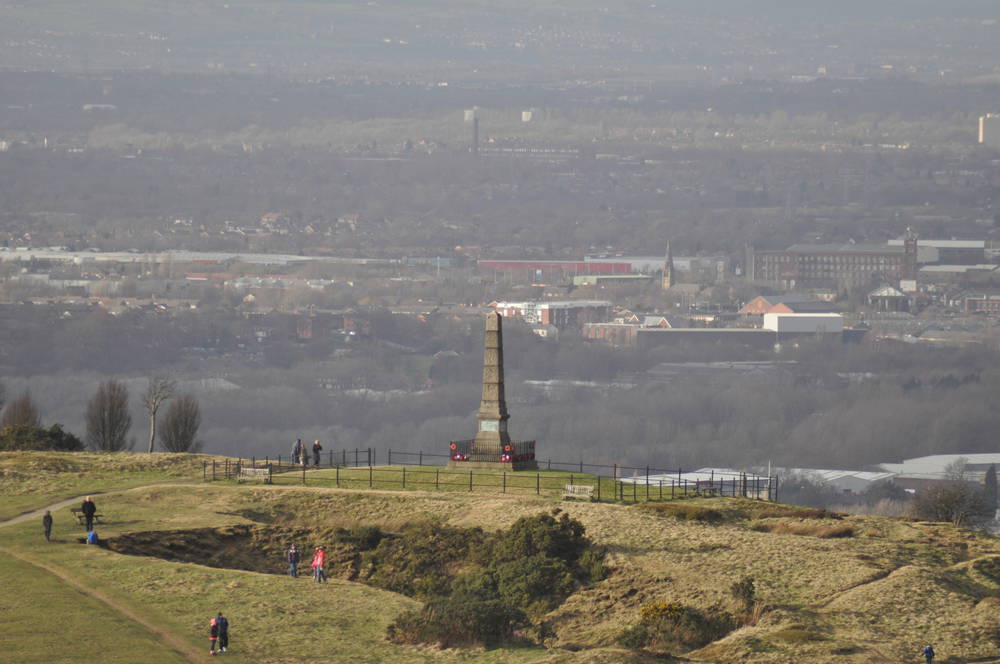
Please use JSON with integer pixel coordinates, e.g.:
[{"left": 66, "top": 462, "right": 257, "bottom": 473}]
[
  {"left": 302, "top": 463, "right": 306, "bottom": 485},
  {"left": 402, "top": 466, "right": 406, "bottom": 488},
  {"left": 336, "top": 465, "right": 339, "bottom": 488},
  {"left": 671, "top": 480, "right": 675, "bottom": 499},
  {"left": 388, "top": 449, "right": 392, "bottom": 466},
  {"left": 570, "top": 473, "right": 574, "bottom": 486},
  {"left": 369, "top": 448, "right": 373, "bottom": 466},
  {"left": 329, "top": 450, "right": 333, "bottom": 468},
  {"left": 252, "top": 455, "right": 256, "bottom": 468},
  {"left": 369, "top": 465, "right": 373, "bottom": 488},
  {"left": 580, "top": 460, "right": 583, "bottom": 473},
  {"left": 659, "top": 480, "right": 663, "bottom": 501},
  {"left": 536, "top": 473, "right": 540, "bottom": 495},
  {"left": 203, "top": 461, "right": 206, "bottom": 481},
  {"left": 419, "top": 451, "right": 423, "bottom": 466},
  {"left": 596, "top": 477, "right": 601, "bottom": 502},
  {"left": 354, "top": 448, "right": 358, "bottom": 466},
  {"left": 613, "top": 463, "right": 617, "bottom": 481},
  {"left": 646, "top": 466, "right": 650, "bottom": 501},
  {"left": 436, "top": 468, "right": 440, "bottom": 490},
  {"left": 547, "top": 459, "right": 551, "bottom": 471},
  {"left": 469, "top": 470, "right": 473, "bottom": 492},
  {"left": 212, "top": 460, "right": 216, "bottom": 481},
  {"left": 502, "top": 472, "right": 506, "bottom": 494},
  {"left": 633, "top": 481, "right": 637, "bottom": 503}
]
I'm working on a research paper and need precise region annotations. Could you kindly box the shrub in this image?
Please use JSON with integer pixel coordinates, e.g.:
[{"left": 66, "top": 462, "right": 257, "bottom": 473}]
[
  {"left": 487, "top": 509, "right": 590, "bottom": 568},
  {"left": 332, "top": 525, "right": 383, "bottom": 550},
  {"left": 912, "top": 482, "right": 992, "bottom": 526},
  {"left": 730, "top": 576, "right": 756, "bottom": 610},
  {"left": 0, "top": 424, "right": 84, "bottom": 451},
  {"left": 387, "top": 596, "right": 524, "bottom": 649},
  {"left": 493, "top": 555, "right": 575, "bottom": 617},
  {"left": 618, "top": 601, "right": 735, "bottom": 653},
  {"left": 364, "top": 523, "right": 484, "bottom": 598}
]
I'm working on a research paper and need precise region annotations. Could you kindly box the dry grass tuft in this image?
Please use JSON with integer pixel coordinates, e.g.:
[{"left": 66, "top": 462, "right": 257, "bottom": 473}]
[
  {"left": 748, "top": 520, "right": 854, "bottom": 538},
  {"left": 639, "top": 502, "right": 724, "bottom": 523}
]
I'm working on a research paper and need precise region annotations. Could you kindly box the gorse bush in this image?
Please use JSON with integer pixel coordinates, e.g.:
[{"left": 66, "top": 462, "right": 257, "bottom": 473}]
[
  {"left": 387, "top": 597, "right": 524, "bottom": 649},
  {"left": 380, "top": 510, "right": 606, "bottom": 649},
  {"left": 0, "top": 424, "right": 84, "bottom": 451},
  {"left": 331, "top": 524, "right": 383, "bottom": 550},
  {"left": 617, "top": 600, "right": 736, "bottom": 653}
]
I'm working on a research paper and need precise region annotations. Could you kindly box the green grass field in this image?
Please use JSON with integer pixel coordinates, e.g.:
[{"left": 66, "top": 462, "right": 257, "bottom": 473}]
[{"left": 2, "top": 452, "right": 999, "bottom": 664}]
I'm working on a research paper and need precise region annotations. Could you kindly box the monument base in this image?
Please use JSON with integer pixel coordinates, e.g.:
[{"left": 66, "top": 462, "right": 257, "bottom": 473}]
[{"left": 447, "top": 460, "right": 539, "bottom": 471}]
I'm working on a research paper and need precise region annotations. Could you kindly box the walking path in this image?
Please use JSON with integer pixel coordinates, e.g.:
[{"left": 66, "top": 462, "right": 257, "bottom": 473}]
[{"left": 0, "top": 484, "right": 211, "bottom": 664}]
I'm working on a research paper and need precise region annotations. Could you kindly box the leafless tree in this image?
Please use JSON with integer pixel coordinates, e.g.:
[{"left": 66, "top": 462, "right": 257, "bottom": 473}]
[
  {"left": 142, "top": 377, "right": 176, "bottom": 453},
  {"left": 159, "top": 394, "right": 202, "bottom": 453},
  {"left": 1, "top": 391, "right": 41, "bottom": 429},
  {"left": 85, "top": 379, "right": 133, "bottom": 451}
]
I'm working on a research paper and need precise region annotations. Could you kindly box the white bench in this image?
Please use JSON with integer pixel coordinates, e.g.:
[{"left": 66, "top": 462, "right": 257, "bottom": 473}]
[
  {"left": 238, "top": 467, "right": 272, "bottom": 484},
  {"left": 562, "top": 484, "right": 596, "bottom": 501}
]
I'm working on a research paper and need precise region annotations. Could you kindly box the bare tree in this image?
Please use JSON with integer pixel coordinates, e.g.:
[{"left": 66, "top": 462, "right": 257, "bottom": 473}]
[
  {"left": 142, "top": 377, "right": 176, "bottom": 453},
  {"left": 85, "top": 379, "right": 132, "bottom": 451},
  {"left": 1, "top": 391, "right": 41, "bottom": 429},
  {"left": 159, "top": 394, "right": 202, "bottom": 453}
]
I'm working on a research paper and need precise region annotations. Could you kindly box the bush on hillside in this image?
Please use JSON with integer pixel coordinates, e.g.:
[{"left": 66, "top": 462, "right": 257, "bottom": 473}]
[
  {"left": 912, "top": 482, "right": 992, "bottom": 526},
  {"left": 486, "top": 509, "right": 591, "bottom": 569},
  {"left": 386, "top": 596, "right": 524, "bottom": 649},
  {"left": 493, "top": 555, "right": 576, "bottom": 617},
  {"left": 332, "top": 524, "right": 383, "bottom": 550},
  {"left": 0, "top": 424, "right": 84, "bottom": 451},
  {"left": 617, "top": 601, "right": 735, "bottom": 653},
  {"left": 363, "top": 522, "right": 485, "bottom": 598}
]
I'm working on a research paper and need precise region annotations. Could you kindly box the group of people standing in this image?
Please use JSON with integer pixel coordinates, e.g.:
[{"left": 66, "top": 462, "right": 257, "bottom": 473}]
[
  {"left": 285, "top": 543, "right": 328, "bottom": 583},
  {"left": 290, "top": 438, "right": 323, "bottom": 466},
  {"left": 209, "top": 612, "right": 229, "bottom": 655}
]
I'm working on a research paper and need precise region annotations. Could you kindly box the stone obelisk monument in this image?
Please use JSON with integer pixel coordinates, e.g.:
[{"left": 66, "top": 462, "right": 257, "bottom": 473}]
[{"left": 472, "top": 310, "right": 511, "bottom": 457}]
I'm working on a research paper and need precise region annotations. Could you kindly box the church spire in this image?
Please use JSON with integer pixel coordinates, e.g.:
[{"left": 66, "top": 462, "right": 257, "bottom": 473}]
[{"left": 662, "top": 242, "right": 674, "bottom": 290}]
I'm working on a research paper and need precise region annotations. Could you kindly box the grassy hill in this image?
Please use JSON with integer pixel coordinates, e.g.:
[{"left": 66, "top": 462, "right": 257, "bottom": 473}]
[{"left": 2, "top": 452, "right": 999, "bottom": 664}]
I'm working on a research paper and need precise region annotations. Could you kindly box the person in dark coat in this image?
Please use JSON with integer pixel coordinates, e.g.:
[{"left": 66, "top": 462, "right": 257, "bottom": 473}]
[
  {"left": 291, "top": 439, "right": 302, "bottom": 466},
  {"left": 286, "top": 543, "right": 300, "bottom": 577},
  {"left": 312, "top": 440, "right": 323, "bottom": 466},
  {"left": 42, "top": 511, "right": 53, "bottom": 541},
  {"left": 923, "top": 644, "right": 935, "bottom": 663},
  {"left": 81, "top": 496, "right": 97, "bottom": 531},
  {"left": 217, "top": 613, "right": 229, "bottom": 653}
]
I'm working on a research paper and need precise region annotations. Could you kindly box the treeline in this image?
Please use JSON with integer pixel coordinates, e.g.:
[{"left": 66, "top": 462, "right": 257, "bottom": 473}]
[{"left": 7, "top": 336, "right": 998, "bottom": 471}]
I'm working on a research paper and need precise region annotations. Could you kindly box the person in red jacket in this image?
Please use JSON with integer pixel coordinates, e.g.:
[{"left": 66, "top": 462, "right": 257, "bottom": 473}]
[{"left": 311, "top": 546, "right": 327, "bottom": 583}]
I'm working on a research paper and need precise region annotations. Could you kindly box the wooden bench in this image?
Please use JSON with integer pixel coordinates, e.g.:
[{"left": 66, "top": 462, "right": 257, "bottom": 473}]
[
  {"left": 238, "top": 466, "right": 272, "bottom": 484},
  {"left": 562, "top": 484, "right": 596, "bottom": 501},
  {"left": 70, "top": 508, "right": 104, "bottom": 526}
]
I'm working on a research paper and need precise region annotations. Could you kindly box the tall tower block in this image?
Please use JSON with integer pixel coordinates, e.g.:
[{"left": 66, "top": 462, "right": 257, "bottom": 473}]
[{"left": 472, "top": 310, "right": 510, "bottom": 455}]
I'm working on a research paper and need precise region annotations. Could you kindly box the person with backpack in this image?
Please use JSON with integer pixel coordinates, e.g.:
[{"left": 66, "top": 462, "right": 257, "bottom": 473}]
[
  {"left": 42, "top": 511, "right": 53, "bottom": 542},
  {"left": 312, "top": 439, "right": 323, "bottom": 466},
  {"left": 922, "top": 644, "right": 935, "bottom": 663},
  {"left": 217, "top": 613, "right": 229, "bottom": 653},
  {"left": 286, "top": 543, "right": 300, "bottom": 577}
]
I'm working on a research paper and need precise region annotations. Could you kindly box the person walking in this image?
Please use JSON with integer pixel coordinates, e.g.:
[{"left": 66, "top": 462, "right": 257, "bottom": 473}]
[
  {"left": 311, "top": 546, "right": 327, "bottom": 583},
  {"left": 312, "top": 439, "right": 323, "bottom": 467},
  {"left": 209, "top": 615, "right": 219, "bottom": 655},
  {"left": 81, "top": 496, "right": 97, "bottom": 532},
  {"left": 42, "top": 511, "right": 53, "bottom": 542},
  {"left": 286, "top": 543, "right": 300, "bottom": 577},
  {"left": 217, "top": 613, "right": 229, "bottom": 653},
  {"left": 922, "top": 644, "right": 935, "bottom": 664}
]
